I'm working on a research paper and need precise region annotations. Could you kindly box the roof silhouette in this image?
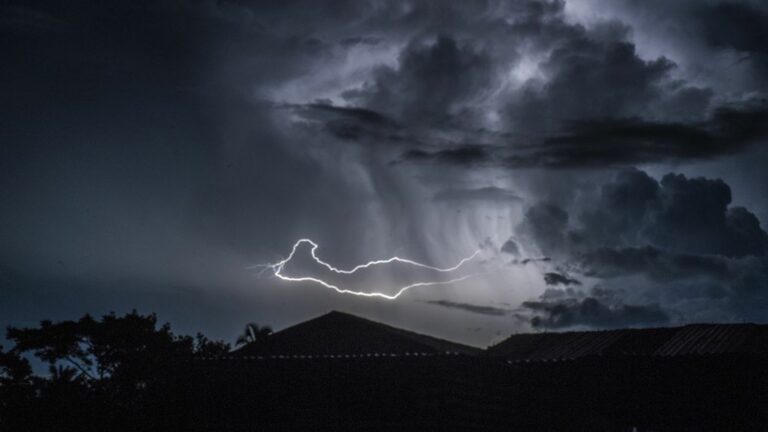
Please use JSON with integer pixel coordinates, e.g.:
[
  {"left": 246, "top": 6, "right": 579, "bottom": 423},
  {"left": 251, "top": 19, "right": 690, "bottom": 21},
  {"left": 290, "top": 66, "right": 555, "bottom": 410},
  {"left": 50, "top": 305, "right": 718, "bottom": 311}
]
[
  {"left": 233, "top": 310, "right": 480, "bottom": 356},
  {"left": 232, "top": 312, "right": 768, "bottom": 361},
  {"left": 488, "top": 323, "right": 768, "bottom": 361}
]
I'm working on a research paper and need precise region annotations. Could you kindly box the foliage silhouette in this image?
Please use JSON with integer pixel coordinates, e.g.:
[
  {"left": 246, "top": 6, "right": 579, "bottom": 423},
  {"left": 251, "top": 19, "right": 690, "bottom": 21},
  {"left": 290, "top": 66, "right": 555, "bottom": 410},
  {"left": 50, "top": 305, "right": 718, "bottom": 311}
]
[
  {"left": 235, "top": 322, "right": 272, "bottom": 347},
  {"left": 1, "top": 311, "right": 231, "bottom": 431}
]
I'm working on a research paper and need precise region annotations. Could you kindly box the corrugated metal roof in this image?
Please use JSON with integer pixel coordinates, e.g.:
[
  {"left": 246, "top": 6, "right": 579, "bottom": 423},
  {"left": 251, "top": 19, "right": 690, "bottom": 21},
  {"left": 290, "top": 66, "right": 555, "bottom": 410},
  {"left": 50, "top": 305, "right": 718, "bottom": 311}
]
[
  {"left": 488, "top": 324, "right": 768, "bottom": 361},
  {"left": 653, "top": 324, "right": 766, "bottom": 356}
]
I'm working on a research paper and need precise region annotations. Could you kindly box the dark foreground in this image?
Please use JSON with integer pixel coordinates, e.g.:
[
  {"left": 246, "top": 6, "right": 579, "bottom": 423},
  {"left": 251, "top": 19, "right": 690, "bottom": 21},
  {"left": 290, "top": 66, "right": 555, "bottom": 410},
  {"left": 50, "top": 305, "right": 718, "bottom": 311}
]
[
  {"left": 194, "top": 355, "right": 767, "bottom": 431},
  {"left": 2, "top": 311, "right": 767, "bottom": 431}
]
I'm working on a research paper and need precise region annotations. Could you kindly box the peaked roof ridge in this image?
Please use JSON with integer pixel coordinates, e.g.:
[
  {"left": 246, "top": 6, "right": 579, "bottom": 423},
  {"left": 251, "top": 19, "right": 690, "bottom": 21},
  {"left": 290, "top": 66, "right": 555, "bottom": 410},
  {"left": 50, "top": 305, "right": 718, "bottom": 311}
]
[
  {"left": 234, "top": 310, "right": 480, "bottom": 356},
  {"left": 306, "top": 310, "right": 481, "bottom": 354}
]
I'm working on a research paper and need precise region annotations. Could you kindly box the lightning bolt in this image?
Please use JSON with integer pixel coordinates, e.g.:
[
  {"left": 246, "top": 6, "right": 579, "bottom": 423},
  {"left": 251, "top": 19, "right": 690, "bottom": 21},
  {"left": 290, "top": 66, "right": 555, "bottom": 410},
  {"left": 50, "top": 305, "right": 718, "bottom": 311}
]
[{"left": 255, "top": 239, "right": 480, "bottom": 300}]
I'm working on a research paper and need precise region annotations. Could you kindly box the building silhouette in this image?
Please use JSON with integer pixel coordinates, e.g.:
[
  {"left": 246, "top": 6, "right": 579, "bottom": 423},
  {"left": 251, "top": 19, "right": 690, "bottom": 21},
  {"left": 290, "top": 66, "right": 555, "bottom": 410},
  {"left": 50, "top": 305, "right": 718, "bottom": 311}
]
[{"left": 189, "top": 311, "right": 768, "bottom": 430}]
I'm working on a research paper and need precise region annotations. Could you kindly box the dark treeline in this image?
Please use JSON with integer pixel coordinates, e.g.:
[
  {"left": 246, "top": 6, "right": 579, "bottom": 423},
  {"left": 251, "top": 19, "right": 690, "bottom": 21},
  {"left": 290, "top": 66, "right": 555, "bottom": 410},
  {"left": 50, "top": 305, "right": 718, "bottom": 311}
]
[{"left": 0, "top": 311, "right": 232, "bottom": 431}]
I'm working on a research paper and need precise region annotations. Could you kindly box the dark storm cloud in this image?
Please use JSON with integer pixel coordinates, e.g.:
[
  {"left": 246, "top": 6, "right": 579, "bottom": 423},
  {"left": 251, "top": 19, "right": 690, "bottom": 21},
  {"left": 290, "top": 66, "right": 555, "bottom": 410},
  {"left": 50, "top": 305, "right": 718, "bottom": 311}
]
[
  {"left": 579, "top": 247, "right": 732, "bottom": 281},
  {"left": 584, "top": 0, "right": 768, "bottom": 95},
  {"left": 346, "top": 35, "right": 496, "bottom": 125},
  {"left": 432, "top": 187, "right": 522, "bottom": 203},
  {"left": 339, "top": 36, "right": 383, "bottom": 47},
  {"left": 506, "top": 35, "right": 677, "bottom": 132},
  {"left": 289, "top": 103, "right": 406, "bottom": 142},
  {"left": 516, "top": 203, "right": 570, "bottom": 256},
  {"left": 505, "top": 103, "right": 768, "bottom": 168},
  {"left": 696, "top": 2, "right": 768, "bottom": 55},
  {"left": 574, "top": 247, "right": 768, "bottom": 323},
  {"left": 693, "top": 1, "right": 768, "bottom": 89},
  {"left": 517, "top": 168, "right": 768, "bottom": 258},
  {"left": 501, "top": 239, "right": 521, "bottom": 256},
  {"left": 323, "top": 0, "right": 768, "bottom": 171},
  {"left": 400, "top": 146, "right": 492, "bottom": 165},
  {"left": 296, "top": 104, "right": 400, "bottom": 128},
  {"left": 515, "top": 168, "right": 768, "bottom": 327},
  {"left": 290, "top": 103, "right": 512, "bottom": 156},
  {"left": 512, "top": 257, "right": 551, "bottom": 265},
  {"left": 272, "top": 0, "right": 768, "bottom": 171},
  {"left": 517, "top": 285, "right": 670, "bottom": 329},
  {"left": 543, "top": 272, "right": 580, "bottom": 286},
  {"left": 395, "top": 102, "right": 768, "bottom": 168},
  {"left": 591, "top": 0, "right": 768, "bottom": 59},
  {"left": 523, "top": 296, "right": 670, "bottom": 329},
  {"left": 424, "top": 300, "right": 511, "bottom": 317},
  {"left": 578, "top": 168, "right": 768, "bottom": 257}
]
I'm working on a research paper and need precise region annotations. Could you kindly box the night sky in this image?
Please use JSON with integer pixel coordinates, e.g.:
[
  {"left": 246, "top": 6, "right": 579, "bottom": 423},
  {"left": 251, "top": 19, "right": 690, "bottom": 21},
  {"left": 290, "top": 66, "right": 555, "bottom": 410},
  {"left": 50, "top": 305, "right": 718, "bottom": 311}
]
[{"left": 3, "top": 0, "right": 768, "bottom": 347}]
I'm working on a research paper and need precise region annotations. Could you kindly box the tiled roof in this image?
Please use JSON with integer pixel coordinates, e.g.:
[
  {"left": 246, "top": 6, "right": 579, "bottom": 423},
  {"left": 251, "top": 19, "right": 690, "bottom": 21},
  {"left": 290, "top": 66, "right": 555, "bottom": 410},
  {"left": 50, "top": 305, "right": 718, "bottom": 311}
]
[
  {"left": 233, "top": 311, "right": 481, "bottom": 357},
  {"left": 488, "top": 324, "right": 768, "bottom": 361}
]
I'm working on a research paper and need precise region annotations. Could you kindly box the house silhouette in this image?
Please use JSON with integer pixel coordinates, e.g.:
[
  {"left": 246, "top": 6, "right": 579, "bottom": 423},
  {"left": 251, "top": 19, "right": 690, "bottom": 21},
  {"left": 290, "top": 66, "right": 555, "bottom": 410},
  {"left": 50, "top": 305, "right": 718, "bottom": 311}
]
[{"left": 191, "top": 311, "right": 768, "bottom": 431}]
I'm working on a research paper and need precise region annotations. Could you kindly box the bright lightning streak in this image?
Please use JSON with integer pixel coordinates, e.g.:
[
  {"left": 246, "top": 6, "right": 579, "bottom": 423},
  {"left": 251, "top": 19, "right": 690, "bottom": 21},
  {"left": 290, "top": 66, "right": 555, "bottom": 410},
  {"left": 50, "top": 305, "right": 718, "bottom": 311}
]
[
  {"left": 255, "top": 239, "right": 481, "bottom": 300},
  {"left": 269, "top": 273, "right": 478, "bottom": 300}
]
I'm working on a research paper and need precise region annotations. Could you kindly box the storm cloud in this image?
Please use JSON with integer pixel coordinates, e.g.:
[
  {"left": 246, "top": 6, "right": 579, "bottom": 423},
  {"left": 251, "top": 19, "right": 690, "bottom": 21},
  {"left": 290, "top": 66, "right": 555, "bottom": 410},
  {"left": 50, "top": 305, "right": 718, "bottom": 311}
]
[
  {"left": 433, "top": 187, "right": 522, "bottom": 204},
  {"left": 424, "top": 300, "right": 512, "bottom": 317},
  {"left": 516, "top": 168, "right": 768, "bottom": 327},
  {"left": 2, "top": 0, "right": 768, "bottom": 344},
  {"left": 524, "top": 296, "right": 670, "bottom": 329},
  {"left": 291, "top": 1, "right": 768, "bottom": 170}
]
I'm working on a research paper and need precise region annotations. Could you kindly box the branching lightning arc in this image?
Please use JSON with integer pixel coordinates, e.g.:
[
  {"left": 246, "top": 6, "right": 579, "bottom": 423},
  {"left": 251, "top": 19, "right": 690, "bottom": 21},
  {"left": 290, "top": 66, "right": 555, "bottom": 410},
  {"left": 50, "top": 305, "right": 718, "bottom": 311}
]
[{"left": 255, "top": 239, "right": 480, "bottom": 300}]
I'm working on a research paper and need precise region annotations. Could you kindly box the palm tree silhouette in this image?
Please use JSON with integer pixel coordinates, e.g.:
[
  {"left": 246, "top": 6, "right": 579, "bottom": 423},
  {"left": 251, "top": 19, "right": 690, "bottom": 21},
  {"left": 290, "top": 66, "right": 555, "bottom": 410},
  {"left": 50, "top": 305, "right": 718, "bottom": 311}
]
[
  {"left": 48, "top": 365, "right": 84, "bottom": 388},
  {"left": 236, "top": 323, "right": 273, "bottom": 346}
]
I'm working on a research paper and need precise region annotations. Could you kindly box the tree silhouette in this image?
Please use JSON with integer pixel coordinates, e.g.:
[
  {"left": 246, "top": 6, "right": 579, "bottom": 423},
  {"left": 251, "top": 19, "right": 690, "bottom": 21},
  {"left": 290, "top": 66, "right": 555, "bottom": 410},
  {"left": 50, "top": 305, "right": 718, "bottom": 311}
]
[
  {"left": 0, "top": 345, "right": 32, "bottom": 385},
  {"left": 0, "top": 312, "right": 291, "bottom": 430},
  {"left": 0, "top": 345, "right": 34, "bottom": 429},
  {"left": 236, "top": 322, "right": 273, "bottom": 346},
  {"left": 50, "top": 365, "right": 81, "bottom": 383}
]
